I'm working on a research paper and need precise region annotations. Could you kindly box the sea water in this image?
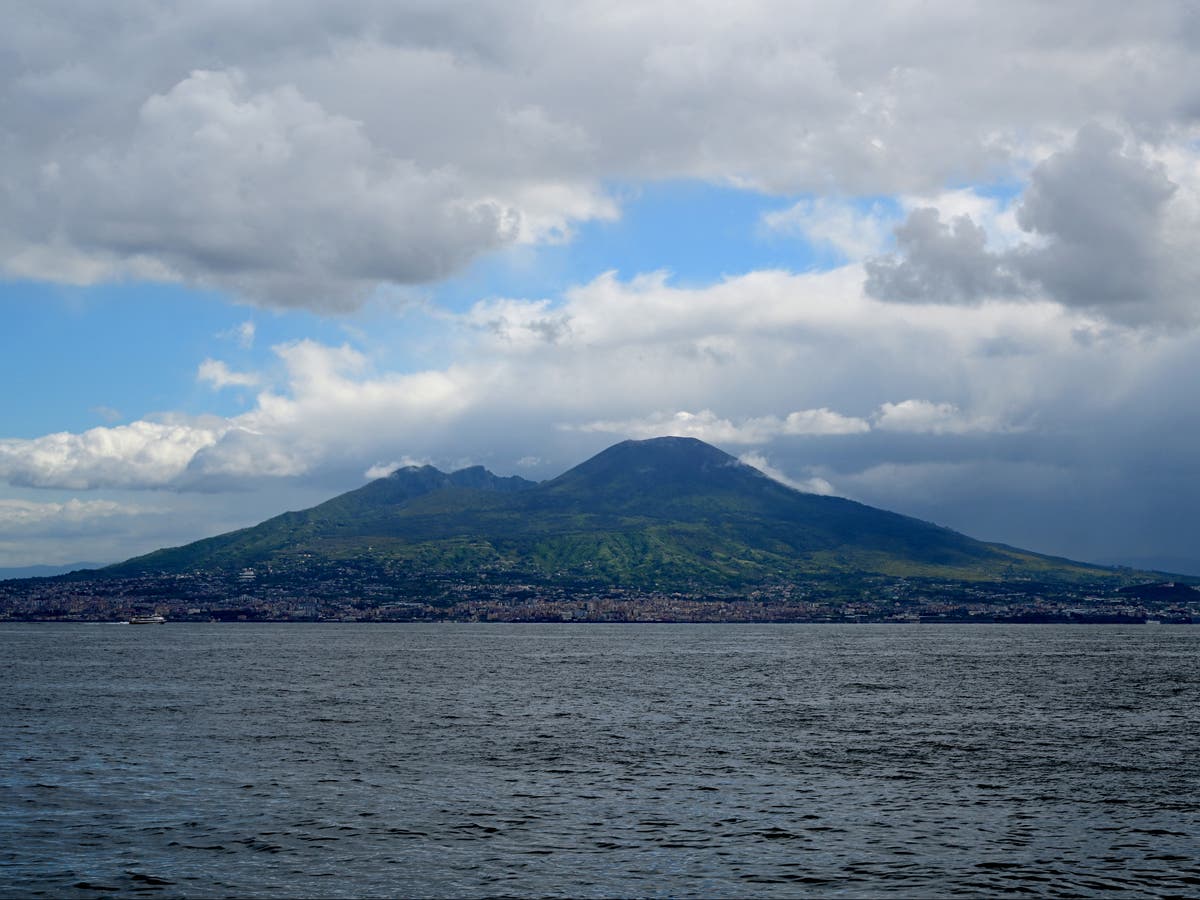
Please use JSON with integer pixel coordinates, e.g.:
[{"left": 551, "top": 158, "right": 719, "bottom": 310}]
[{"left": 2, "top": 623, "right": 1198, "bottom": 898}]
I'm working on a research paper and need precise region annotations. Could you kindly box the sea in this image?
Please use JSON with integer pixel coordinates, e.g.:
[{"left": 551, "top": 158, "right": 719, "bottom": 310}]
[{"left": 2, "top": 623, "right": 1198, "bottom": 898}]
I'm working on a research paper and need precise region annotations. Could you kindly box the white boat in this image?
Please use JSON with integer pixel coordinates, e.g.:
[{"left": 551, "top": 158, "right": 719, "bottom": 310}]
[{"left": 128, "top": 614, "right": 166, "bottom": 625}]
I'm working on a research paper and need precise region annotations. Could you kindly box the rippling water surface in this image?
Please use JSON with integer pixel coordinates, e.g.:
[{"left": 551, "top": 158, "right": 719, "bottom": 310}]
[{"left": 3, "top": 623, "right": 1199, "bottom": 898}]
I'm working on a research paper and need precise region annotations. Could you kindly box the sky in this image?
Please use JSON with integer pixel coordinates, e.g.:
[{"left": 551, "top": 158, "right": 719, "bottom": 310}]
[{"left": 2, "top": 1, "right": 1200, "bottom": 573}]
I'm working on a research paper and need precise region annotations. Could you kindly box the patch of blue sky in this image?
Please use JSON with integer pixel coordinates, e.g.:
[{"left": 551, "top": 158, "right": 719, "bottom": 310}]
[
  {"left": 339, "top": 289, "right": 464, "bottom": 373},
  {"left": 970, "top": 179, "right": 1023, "bottom": 205},
  {"left": 431, "top": 180, "right": 885, "bottom": 313},
  {"left": 0, "top": 279, "right": 345, "bottom": 436}
]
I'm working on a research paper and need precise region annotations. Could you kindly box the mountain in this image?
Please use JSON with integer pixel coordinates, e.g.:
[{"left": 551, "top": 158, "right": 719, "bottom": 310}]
[
  {"left": 0, "top": 562, "right": 106, "bottom": 581},
  {"left": 101, "top": 436, "right": 1114, "bottom": 587}
]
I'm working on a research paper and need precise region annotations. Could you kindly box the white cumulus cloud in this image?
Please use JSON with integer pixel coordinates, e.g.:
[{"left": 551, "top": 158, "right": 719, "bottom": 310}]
[
  {"left": 197, "top": 359, "right": 260, "bottom": 389},
  {"left": 873, "top": 400, "right": 1006, "bottom": 435},
  {"left": 0, "top": 421, "right": 228, "bottom": 490}
]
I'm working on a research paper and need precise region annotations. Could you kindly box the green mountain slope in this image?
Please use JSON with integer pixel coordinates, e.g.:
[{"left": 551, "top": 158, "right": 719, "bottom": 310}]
[{"left": 105, "top": 436, "right": 1114, "bottom": 585}]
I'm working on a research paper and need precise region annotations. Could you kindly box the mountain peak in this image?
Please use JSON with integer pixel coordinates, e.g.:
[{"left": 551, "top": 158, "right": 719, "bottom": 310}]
[
  {"left": 579, "top": 435, "right": 739, "bottom": 471},
  {"left": 543, "top": 435, "right": 767, "bottom": 500},
  {"left": 617, "top": 435, "right": 736, "bottom": 457}
]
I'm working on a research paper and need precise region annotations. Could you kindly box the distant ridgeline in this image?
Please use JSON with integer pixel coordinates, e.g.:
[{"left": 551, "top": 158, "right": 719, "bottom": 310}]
[{"left": 98, "top": 436, "right": 1128, "bottom": 587}]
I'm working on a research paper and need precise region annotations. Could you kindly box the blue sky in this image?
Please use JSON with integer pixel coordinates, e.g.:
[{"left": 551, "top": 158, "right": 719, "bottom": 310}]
[{"left": 2, "top": 2, "right": 1200, "bottom": 573}]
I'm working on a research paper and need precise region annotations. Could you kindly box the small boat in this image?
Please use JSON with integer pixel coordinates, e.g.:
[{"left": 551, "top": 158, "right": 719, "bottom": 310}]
[{"left": 128, "top": 614, "right": 166, "bottom": 625}]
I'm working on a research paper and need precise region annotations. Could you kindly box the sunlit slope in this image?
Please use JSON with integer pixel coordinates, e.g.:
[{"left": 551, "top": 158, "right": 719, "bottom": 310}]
[{"left": 106, "top": 437, "right": 1114, "bottom": 585}]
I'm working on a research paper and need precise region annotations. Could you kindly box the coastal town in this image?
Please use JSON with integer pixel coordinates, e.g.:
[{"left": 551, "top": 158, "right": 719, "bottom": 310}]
[{"left": 2, "top": 560, "right": 1196, "bottom": 624}]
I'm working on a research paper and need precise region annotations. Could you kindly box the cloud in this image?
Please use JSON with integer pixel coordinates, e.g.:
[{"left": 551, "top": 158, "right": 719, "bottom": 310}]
[
  {"left": 568, "top": 408, "right": 871, "bottom": 444},
  {"left": 763, "top": 198, "right": 895, "bottom": 260},
  {"left": 900, "top": 189, "right": 1024, "bottom": 250},
  {"left": 864, "top": 207, "right": 1022, "bottom": 304},
  {"left": 1011, "top": 124, "right": 1183, "bottom": 320},
  {"left": 865, "top": 126, "right": 1200, "bottom": 323},
  {"left": 873, "top": 400, "right": 1009, "bottom": 435},
  {"left": 197, "top": 359, "right": 260, "bottom": 389},
  {"left": 183, "top": 340, "right": 475, "bottom": 483},
  {"left": 573, "top": 401, "right": 1009, "bottom": 445},
  {"left": 738, "top": 451, "right": 835, "bottom": 495},
  {"left": 219, "top": 320, "right": 256, "bottom": 349},
  {"left": 364, "top": 457, "right": 428, "bottom": 480},
  {"left": 0, "top": 336, "right": 476, "bottom": 491},
  {"left": 0, "top": 496, "right": 156, "bottom": 567},
  {"left": 3, "top": 5, "right": 1200, "bottom": 309},
  {"left": 6, "top": 69, "right": 519, "bottom": 310},
  {"left": 0, "top": 420, "right": 227, "bottom": 490},
  {"left": 0, "top": 498, "right": 147, "bottom": 534},
  {"left": 0, "top": 267, "right": 1095, "bottom": 494},
  {"left": 466, "top": 298, "right": 572, "bottom": 349},
  {"left": 782, "top": 409, "right": 873, "bottom": 436}
]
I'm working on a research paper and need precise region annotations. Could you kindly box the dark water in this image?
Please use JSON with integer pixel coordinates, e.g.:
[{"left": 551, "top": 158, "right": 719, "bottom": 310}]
[{"left": 3, "top": 624, "right": 1199, "bottom": 898}]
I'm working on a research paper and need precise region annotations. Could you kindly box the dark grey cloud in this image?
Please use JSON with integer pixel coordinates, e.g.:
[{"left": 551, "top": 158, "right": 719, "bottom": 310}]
[
  {"left": 1012, "top": 125, "right": 1179, "bottom": 316},
  {"left": 863, "top": 208, "right": 1021, "bottom": 304},
  {"left": 865, "top": 125, "right": 1197, "bottom": 323}
]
